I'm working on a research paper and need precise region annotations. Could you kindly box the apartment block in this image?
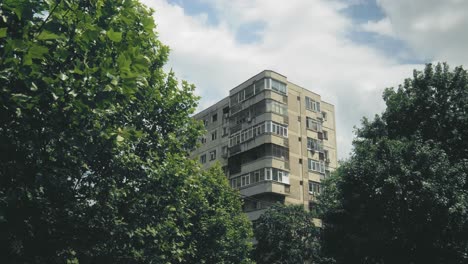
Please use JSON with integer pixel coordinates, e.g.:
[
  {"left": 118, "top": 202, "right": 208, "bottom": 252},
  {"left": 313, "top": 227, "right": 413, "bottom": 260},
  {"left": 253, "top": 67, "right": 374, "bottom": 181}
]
[{"left": 191, "top": 70, "right": 337, "bottom": 221}]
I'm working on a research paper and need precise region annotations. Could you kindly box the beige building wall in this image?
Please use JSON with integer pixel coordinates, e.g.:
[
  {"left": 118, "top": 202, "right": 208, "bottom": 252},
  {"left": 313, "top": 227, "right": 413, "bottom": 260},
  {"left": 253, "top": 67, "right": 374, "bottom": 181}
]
[{"left": 191, "top": 70, "right": 337, "bottom": 221}]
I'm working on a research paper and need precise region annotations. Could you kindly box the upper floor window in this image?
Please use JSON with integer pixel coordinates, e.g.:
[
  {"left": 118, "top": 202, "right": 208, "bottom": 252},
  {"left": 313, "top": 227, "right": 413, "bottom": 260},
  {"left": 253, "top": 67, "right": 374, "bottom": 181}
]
[
  {"left": 305, "top": 97, "right": 321, "bottom": 112},
  {"left": 307, "top": 138, "right": 323, "bottom": 152},
  {"left": 321, "top": 111, "right": 327, "bottom": 120},
  {"left": 200, "top": 154, "right": 206, "bottom": 164},
  {"left": 229, "top": 121, "right": 287, "bottom": 147},
  {"left": 266, "top": 100, "right": 287, "bottom": 116},
  {"left": 270, "top": 79, "right": 287, "bottom": 94},
  {"left": 230, "top": 167, "right": 289, "bottom": 188},
  {"left": 212, "top": 113, "right": 217, "bottom": 122},
  {"left": 308, "top": 159, "right": 325, "bottom": 174},
  {"left": 309, "top": 181, "right": 321, "bottom": 195},
  {"left": 211, "top": 130, "right": 217, "bottom": 140},
  {"left": 209, "top": 150, "right": 216, "bottom": 160},
  {"left": 306, "top": 117, "right": 322, "bottom": 132}
]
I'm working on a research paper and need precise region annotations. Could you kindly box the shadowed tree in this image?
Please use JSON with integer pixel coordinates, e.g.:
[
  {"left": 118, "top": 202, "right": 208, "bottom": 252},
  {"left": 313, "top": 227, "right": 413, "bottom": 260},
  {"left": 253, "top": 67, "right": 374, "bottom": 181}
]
[
  {"left": 254, "top": 204, "right": 325, "bottom": 264},
  {"left": 320, "top": 63, "right": 468, "bottom": 264}
]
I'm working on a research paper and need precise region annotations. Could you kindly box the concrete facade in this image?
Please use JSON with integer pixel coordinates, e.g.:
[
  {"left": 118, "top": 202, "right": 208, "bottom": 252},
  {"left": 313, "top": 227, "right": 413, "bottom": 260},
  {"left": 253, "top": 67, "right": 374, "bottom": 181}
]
[{"left": 192, "top": 70, "right": 337, "bottom": 221}]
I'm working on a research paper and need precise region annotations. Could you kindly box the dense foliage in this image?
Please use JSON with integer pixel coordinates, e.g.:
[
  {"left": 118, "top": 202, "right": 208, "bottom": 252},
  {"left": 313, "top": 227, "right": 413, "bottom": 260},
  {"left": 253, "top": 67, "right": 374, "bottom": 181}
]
[
  {"left": 254, "top": 204, "right": 323, "bottom": 264},
  {"left": 0, "top": 0, "right": 252, "bottom": 263},
  {"left": 320, "top": 63, "right": 468, "bottom": 264}
]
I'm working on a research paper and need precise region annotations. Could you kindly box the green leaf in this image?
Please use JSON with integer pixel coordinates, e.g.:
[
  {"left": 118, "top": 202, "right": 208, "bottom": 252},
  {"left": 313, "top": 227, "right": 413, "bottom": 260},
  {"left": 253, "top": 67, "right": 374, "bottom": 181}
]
[
  {"left": 37, "top": 30, "right": 65, "bottom": 40},
  {"left": 107, "top": 29, "right": 122, "bottom": 42},
  {"left": 29, "top": 44, "right": 49, "bottom": 58},
  {"left": 0, "top": 28, "right": 7, "bottom": 38}
]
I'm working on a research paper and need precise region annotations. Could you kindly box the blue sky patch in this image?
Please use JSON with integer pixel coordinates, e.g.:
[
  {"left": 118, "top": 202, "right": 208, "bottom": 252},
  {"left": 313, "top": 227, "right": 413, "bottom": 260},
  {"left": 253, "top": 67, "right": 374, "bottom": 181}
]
[
  {"left": 168, "top": 0, "right": 219, "bottom": 25},
  {"left": 235, "top": 21, "right": 266, "bottom": 44},
  {"left": 342, "top": 0, "right": 385, "bottom": 22}
]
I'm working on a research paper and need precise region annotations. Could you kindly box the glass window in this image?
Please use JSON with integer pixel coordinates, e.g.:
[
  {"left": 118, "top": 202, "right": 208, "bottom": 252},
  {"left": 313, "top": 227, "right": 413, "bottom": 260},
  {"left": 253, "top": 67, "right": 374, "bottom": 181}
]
[
  {"left": 254, "top": 171, "right": 260, "bottom": 183},
  {"left": 210, "top": 150, "right": 216, "bottom": 160},
  {"left": 265, "top": 168, "right": 271, "bottom": 180},
  {"left": 272, "top": 168, "right": 278, "bottom": 181},
  {"left": 309, "top": 181, "right": 321, "bottom": 194},
  {"left": 245, "top": 84, "right": 254, "bottom": 98},
  {"left": 271, "top": 79, "right": 287, "bottom": 94},
  {"left": 308, "top": 159, "right": 325, "bottom": 173},
  {"left": 230, "top": 95, "right": 239, "bottom": 106},
  {"left": 255, "top": 79, "right": 265, "bottom": 93}
]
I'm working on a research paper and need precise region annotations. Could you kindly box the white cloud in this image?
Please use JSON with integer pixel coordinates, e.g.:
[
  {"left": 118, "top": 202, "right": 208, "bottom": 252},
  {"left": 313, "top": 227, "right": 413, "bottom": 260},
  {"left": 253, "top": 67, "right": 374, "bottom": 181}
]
[
  {"left": 141, "top": 0, "right": 423, "bottom": 159},
  {"left": 377, "top": 0, "right": 468, "bottom": 65},
  {"left": 360, "top": 17, "right": 395, "bottom": 37}
]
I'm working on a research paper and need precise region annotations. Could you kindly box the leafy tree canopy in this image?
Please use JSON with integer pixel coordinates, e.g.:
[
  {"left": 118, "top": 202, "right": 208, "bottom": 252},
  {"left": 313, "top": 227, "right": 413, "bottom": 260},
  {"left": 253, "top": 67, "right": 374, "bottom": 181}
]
[
  {"left": 320, "top": 63, "right": 468, "bottom": 264},
  {"left": 254, "top": 204, "right": 324, "bottom": 264},
  {"left": 0, "top": 0, "right": 252, "bottom": 263}
]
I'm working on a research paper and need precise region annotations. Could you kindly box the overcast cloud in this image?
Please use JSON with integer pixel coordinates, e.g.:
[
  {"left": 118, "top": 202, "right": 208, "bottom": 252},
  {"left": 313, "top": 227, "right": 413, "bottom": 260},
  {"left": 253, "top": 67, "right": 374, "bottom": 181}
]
[{"left": 140, "top": 0, "right": 468, "bottom": 159}]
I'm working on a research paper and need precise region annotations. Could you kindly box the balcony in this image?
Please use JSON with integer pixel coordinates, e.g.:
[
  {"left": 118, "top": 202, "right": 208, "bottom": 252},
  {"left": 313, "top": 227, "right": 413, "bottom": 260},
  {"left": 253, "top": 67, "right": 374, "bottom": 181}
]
[
  {"left": 240, "top": 181, "right": 290, "bottom": 197},
  {"left": 246, "top": 209, "right": 268, "bottom": 221}
]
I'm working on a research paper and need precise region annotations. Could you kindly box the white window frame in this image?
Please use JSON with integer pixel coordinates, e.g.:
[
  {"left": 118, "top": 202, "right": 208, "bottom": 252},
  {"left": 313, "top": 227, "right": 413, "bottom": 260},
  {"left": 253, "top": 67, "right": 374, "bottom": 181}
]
[{"left": 309, "top": 181, "right": 321, "bottom": 195}]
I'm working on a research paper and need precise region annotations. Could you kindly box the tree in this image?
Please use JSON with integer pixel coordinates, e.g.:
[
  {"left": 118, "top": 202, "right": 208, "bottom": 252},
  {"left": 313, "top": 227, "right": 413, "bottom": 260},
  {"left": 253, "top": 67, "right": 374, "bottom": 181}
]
[
  {"left": 254, "top": 204, "right": 323, "bottom": 264},
  {"left": 185, "top": 165, "right": 253, "bottom": 264},
  {"left": 0, "top": 0, "right": 252, "bottom": 263},
  {"left": 320, "top": 63, "right": 468, "bottom": 264}
]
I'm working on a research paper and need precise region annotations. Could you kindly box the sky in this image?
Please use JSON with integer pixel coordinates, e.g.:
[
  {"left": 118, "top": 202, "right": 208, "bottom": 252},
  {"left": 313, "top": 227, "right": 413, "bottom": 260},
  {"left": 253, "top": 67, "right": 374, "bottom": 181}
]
[{"left": 140, "top": 0, "right": 468, "bottom": 159}]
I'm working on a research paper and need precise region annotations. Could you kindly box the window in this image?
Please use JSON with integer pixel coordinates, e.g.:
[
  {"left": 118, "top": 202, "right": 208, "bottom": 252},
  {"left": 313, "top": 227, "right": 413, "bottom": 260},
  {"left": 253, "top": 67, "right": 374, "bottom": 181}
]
[
  {"left": 309, "top": 181, "right": 321, "bottom": 195},
  {"left": 324, "top": 149, "right": 329, "bottom": 161},
  {"left": 306, "top": 117, "right": 322, "bottom": 132},
  {"left": 265, "top": 121, "right": 288, "bottom": 137},
  {"left": 209, "top": 150, "right": 216, "bottom": 160},
  {"left": 321, "top": 111, "right": 327, "bottom": 120},
  {"left": 307, "top": 138, "right": 323, "bottom": 152},
  {"left": 255, "top": 79, "right": 265, "bottom": 93},
  {"left": 266, "top": 100, "right": 287, "bottom": 116},
  {"left": 271, "top": 144, "right": 289, "bottom": 160},
  {"left": 241, "top": 174, "right": 250, "bottom": 186},
  {"left": 231, "top": 178, "right": 238, "bottom": 188},
  {"left": 271, "top": 79, "right": 287, "bottom": 94},
  {"left": 200, "top": 154, "right": 206, "bottom": 164},
  {"left": 230, "top": 168, "right": 288, "bottom": 188},
  {"left": 203, "top": 119, "right": 208, "bottom": 127},
  {"left": 211, "top": 130, "right": 217, "bottom": 140},
  {"left": 245, "top": 84, "right": 254, "bottom": 98},
  {"left": 265, "top": 168, "right": 271, "bottom": 180},
  {"left": 323, "top": 130, "right": 328, "bottom": 140},
  {"left": 308, "top": 159, "right": 325, "bottom": 173},
  {"left": 254, "top": 171, "right": 260, "bottom": 183},
  {"left": 229, "top": 121, "right": 287, "bottom": 147},
  {"left": 200, "top": 137, "right": 207, "bottom": 144},
  {"left": 222, "top": 146, "right": 228, "bottom": 156},
  {"left": 212, "top": 113, "right": 217, "bottom": 122},
  {"left": 309, "top": 202, "right": 318, "bottom": 215},
  {"left": 230, "top": 94, "right": 239, "bottom": 106},
  {"left": 222, "top": 127, "right": 228, "bottom": 137},
  {"left": 305, "top": 97, "right": 320, "bottom": 112}
]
